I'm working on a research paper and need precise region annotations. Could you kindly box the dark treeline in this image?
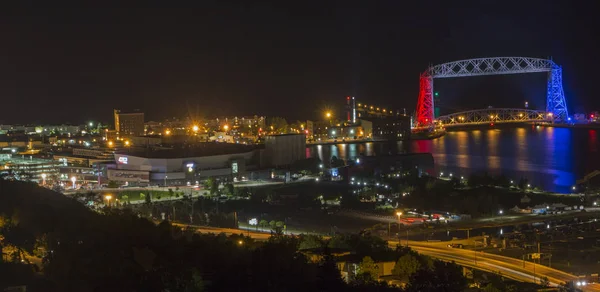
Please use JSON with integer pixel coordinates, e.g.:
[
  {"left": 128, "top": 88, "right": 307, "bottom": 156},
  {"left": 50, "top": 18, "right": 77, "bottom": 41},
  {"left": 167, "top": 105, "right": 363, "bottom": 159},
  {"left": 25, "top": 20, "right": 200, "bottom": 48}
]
[{"left": 0, "top": 180, "right": 473, "bottom": 291}]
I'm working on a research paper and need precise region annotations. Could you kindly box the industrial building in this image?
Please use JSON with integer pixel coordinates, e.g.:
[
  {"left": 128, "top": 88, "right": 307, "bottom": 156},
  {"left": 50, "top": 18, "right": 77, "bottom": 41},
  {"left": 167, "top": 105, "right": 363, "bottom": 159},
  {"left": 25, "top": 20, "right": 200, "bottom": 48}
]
[{"left": 263, "top": 134, "right": 306, "bottom": 167}]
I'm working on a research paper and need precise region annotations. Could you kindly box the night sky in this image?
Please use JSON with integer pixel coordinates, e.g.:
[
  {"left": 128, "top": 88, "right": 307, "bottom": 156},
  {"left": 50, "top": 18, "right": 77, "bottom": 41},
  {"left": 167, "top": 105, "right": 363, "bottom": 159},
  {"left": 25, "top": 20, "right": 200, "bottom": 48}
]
[{"left": 2, "top": 1, "right": 598, "bottom": 124}]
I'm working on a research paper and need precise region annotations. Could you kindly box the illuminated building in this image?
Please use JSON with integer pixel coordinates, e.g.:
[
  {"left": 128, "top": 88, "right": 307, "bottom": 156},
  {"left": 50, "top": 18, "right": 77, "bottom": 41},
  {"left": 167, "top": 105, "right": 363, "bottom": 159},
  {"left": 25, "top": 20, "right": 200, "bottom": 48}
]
[
  {"left": 114, "top": 109, "right": 145, "bottom": 136},
  {"left": 367, "top": 116, "right": 411, "bottom": 141},
  {"left": 109, "top": 143, "right": 261, "bottom": 186},
  {"left": 0, "top": 154, "right": 60, "bottom": 182}
]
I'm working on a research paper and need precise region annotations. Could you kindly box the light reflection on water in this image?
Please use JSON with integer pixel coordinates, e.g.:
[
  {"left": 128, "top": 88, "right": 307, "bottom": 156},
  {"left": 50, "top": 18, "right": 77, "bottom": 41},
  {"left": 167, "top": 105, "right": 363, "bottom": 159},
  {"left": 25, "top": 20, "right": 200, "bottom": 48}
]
[{"left": 306, "top": 126, "right": 600, "bottom": 193}]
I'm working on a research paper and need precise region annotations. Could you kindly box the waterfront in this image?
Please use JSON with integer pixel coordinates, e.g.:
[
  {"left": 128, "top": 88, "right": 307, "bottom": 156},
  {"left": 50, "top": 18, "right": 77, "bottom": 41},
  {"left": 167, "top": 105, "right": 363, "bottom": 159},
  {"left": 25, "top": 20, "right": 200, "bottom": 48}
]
[{"left": 307, "top": 125, "right": 600, "bottom": 193}]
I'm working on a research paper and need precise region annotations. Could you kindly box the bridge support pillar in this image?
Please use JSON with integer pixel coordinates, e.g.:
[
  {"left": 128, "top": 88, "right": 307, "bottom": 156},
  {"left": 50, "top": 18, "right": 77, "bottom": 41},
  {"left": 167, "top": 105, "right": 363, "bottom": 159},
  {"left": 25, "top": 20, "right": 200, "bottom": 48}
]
[
  {"left": 546, "top": 66, "right": 569, "bottom": 121},
  {"left": 416, "top": 73, "right": 434, "bottom": 128}
]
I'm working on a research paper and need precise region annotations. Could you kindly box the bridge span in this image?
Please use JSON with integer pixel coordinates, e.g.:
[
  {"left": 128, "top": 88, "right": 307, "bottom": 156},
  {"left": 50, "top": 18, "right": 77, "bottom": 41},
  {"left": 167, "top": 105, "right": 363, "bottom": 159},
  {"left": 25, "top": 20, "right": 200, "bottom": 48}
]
[
  {"left": 415, "top": 57, "right": 569, "bottom": 129},
  {"left": 436, "top": 108, "right": 552, "bottom": 128}
]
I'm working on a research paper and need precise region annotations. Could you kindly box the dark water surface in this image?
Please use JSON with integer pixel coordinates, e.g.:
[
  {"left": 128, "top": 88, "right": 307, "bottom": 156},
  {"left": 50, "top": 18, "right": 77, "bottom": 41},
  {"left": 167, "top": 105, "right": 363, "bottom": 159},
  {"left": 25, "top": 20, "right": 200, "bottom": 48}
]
[{"left": 307, "top": 126, "right": 600, "bottom": 193}]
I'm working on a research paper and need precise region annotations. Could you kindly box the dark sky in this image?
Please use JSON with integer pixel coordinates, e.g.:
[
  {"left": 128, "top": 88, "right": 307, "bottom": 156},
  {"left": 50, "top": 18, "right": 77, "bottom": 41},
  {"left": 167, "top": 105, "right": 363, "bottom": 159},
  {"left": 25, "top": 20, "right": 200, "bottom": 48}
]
[{"left": 1, "top": 1, "right": 598, "bottom": 124}]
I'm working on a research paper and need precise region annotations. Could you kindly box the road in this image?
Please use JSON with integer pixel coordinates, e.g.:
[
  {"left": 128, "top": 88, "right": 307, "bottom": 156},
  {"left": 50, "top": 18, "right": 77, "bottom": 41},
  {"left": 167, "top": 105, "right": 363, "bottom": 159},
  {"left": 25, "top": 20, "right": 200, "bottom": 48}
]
[
  {"left": 180, "top": 224, "right": 599, "bottom": 291},
  {"left": 402, "top": 240, "right": 600, "bottom": 291}
]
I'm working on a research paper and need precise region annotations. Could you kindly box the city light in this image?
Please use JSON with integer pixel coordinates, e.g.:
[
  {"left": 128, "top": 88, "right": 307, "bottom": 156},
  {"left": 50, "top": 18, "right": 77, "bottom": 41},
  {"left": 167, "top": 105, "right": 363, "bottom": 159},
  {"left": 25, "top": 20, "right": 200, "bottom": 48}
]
[
  {"left": 71, "top": 176, "right": 76, "bottom": 189},
  {"left": 165, "top": 129, "right": 171, "bottom": 135},
  {"left": 223, "top": 125, "right": 229, "bottom": 131},
  {"left": 325, "top": 112, "right": 332, "bottom": 118},
  {"left": 396, "top": 211, "right": 402, "bottom": 217},
  {"left": 192, "top": 125, "right": 199, "bottom": 132},
  {"left": 105, "top": 194, "right": 112, "bottom": 206},
  {"left": 125, "top": 140, "right": 130, "bottom": 146},
  {"left": 108, "top": 141, "right": 114, "bottom": 147},
  {"left": 498, "top": 210, "right": 503, "bottom": 215},
  {"left": 41, "top": 173, "right": 46, "bottom": 185},
  {"left": 572, "top": 186, "right": 576, "bottom": 191},
  {"left": 89, "top": 122, "right": 93, "bottom": 127}
]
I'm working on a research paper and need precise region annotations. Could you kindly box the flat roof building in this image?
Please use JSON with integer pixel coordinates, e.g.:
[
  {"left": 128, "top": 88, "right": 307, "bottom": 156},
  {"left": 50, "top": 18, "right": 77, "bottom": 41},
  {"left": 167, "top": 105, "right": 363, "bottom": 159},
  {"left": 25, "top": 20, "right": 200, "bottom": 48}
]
[{"left": 114, "top": 109, "right": 144, "bottom": 137}]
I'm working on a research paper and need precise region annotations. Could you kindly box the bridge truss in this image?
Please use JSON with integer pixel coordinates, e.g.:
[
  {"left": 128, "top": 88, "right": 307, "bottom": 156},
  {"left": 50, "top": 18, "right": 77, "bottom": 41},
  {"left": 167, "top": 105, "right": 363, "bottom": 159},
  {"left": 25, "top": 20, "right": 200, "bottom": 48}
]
[
  {"left": 415, "top": 57, "right": 569, "bottom": 128},
  {"left": 436, "top": 108, "right": 551, "bottom": 127}
]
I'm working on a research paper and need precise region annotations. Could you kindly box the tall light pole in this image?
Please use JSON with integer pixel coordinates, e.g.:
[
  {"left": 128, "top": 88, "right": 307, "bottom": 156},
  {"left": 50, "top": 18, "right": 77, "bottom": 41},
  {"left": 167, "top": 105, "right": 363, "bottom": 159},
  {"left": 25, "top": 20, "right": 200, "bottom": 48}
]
[
  {"left": 71, "top": 176, "right": 77, "bottom": 189},
  {"left": 396, "top": 211, "right": 406, "bottom": 246},
  {"left": 105, "top": 194, "right": 112, "bottom": 207},
  {"left": 164, "top": 175, "right": 168, "bottom": 187}
]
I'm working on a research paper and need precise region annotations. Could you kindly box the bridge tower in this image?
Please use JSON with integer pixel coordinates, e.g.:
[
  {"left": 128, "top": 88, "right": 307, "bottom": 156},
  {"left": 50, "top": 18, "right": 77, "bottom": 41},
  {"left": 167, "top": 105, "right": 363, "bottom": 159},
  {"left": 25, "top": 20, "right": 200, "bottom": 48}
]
[
  {"left": 546, "top": 65, "right": 569, "bottom": 121},
  {"left": 416, "top": 73, "right": 434, "bottom": 127}
]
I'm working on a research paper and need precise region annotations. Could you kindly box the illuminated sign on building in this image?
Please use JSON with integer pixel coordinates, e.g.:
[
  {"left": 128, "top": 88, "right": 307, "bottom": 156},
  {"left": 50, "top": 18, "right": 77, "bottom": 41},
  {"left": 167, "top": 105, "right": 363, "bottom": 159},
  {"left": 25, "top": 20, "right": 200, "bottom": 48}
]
[
  {"left": 186, "top": 163, "right": 194, "bottom": 173},
  {"left": 117, "top": 156, "right": 128, "bottom": 164}
]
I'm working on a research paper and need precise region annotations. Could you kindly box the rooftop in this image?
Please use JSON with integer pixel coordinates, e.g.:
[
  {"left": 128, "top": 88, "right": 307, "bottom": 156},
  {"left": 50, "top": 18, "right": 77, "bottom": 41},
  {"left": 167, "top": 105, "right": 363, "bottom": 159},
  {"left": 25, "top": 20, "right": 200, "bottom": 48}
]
[{"left": 117, "top": 142, "right": 261, "bottom": 158}]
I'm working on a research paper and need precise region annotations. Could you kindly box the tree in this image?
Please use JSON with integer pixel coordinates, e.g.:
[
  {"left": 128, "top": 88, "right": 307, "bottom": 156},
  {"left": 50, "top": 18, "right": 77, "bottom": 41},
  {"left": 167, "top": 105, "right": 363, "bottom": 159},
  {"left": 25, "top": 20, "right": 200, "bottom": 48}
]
[
  {"left": 406, "top": 261, "right": 467, "bottom": 292},
  {"left": 356, "top": 256, "right": 379, "bottom": 283},
  {"left": 482, "top": 283, "right": 502, "bottom": 292},
  {"left": 224, "top": 183, "right": 234, "bottom": 197},
  {"left": 518, "top": 177, "right": 529, "bottom": 190},
  {"left": 269, "top": 117, "right": 288, "bottom": 134},
  {"left": 316, "top": 247, "right": 345, "bottom": 292},
  {"left": 540, "top": 276, "right": 550, "bottom": 287},
  {"left": 392, "top": 253, "right": 421, "bottom": 280},
  {"left": 259, "top": 219, "right": 269, "bottom": 230},
  {"left": 204, "top": 178, "right": 219, "bottom": 196},
  {"left": 0, "top": 220, "right": 36, "bottom": 263},
  {"left": 558, "top": 281, "right": 583, "bottom": 292},
  {"left": 298, "top": 235, "right": 324, "bottom": 250}
]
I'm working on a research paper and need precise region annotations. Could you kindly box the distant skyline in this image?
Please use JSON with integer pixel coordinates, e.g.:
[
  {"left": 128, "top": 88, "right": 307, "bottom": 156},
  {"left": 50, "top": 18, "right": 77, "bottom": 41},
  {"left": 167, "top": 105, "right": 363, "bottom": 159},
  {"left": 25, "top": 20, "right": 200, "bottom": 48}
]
[{"left": 2, "top": 1, "right": 599, "bottom": 124}]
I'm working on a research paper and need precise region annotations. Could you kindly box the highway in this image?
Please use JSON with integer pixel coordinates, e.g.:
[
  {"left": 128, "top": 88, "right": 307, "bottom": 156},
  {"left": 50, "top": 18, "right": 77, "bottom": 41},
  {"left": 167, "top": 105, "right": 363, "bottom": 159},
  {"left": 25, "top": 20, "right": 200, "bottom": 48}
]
[
  {"left": 401, "top": 241, "right": 600, "bottom": 291},
  {"left": 181, "top": 224, "right": 600, "bottom": 291}
]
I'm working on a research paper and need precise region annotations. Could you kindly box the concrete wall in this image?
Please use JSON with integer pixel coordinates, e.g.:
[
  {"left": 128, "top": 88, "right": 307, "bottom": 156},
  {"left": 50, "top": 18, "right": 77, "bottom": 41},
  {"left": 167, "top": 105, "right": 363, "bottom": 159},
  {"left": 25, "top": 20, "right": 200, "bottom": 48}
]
[{"left": 264, "top": 134, "right": 306, "bottom": 167}]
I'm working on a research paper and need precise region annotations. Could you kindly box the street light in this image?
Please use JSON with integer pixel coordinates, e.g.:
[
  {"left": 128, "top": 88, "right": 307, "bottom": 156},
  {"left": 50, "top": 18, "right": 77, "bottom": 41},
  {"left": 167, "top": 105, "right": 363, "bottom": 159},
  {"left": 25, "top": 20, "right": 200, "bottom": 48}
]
[
  {"left": 70, "top": 176, "right": 76, "bottom": 189},
  {"left": 105, "top": 194, "right": 112, "bottom": 207},
  {"left": 41, "top": 173, "right": 47, "bottom": 185},
  {"left": 192, "top": 125, "right": 199, "bottom": 132},
  {"left": 164, "top": 175, "right": 168, "bottom": 187},
  {"left": 223, "top": 125, "right": 229, "bottom": 131},
  {"left": 499, "top": 210, "right": 503, "bottom": 215}
]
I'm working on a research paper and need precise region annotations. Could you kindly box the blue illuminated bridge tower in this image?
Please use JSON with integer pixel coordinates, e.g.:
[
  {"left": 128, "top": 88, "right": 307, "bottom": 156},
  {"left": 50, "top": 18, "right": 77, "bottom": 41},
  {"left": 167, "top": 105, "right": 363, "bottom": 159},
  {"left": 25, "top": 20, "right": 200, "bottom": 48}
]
[{"left": 415, "top": 57, "right": 570, "bottom": 128}]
